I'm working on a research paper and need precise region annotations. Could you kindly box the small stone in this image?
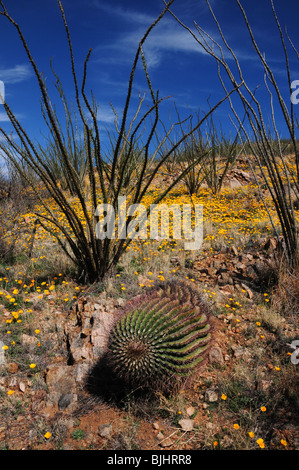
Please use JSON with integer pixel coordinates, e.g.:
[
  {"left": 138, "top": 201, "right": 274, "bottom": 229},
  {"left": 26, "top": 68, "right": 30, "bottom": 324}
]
[
  {"left": 152, "top": 422, "right": 160, "bottom": 430},
  {"left": 158, "top": 434, "right": 174, "bottom": 447},
  {"left": 186, "top": 406, "right": 195, "bottom": 417},
  {"left": 178, "top": 419, "right": 194, "bottom": 432},
  {"left": 98, "top": 423, "right": 113, "bottom": 439},
  {"left": 209, "top": 347, "right": 224, "bottom": 365},
  {"left": 19, "top": 381, "right": 26, "bottom": 393},
  {"left": 114, "top": 298, "right": 126, "bottom": 308},
  {"left": 205, "top": 389, "right": 218, "bottom": 402}
]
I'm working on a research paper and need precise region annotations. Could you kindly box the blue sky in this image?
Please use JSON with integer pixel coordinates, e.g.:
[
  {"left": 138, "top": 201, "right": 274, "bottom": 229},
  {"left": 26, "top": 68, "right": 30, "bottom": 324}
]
[{"left": 0, "top": 0, "right": 299, "bottom": 162}]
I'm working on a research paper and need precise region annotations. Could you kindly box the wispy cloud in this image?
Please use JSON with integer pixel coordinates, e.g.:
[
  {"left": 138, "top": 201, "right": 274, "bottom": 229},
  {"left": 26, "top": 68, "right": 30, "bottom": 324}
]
[
  {"left": 96, "top": 103, "right": 122, "bottom": 124},
  {"left": 89, "top": 1, "right": 155, "bottom": 25},
  {"left": 94, "top": 21, "right": 209, "bottom": 69},
  {"left": 0, "top": 112, "right": 10, "bottom": 122},
  {"left": 0, "top": 64, "right": 33, "bottom": 85},
  {"left": 91, "top": 2, "right": 260, "bottom": 70}
]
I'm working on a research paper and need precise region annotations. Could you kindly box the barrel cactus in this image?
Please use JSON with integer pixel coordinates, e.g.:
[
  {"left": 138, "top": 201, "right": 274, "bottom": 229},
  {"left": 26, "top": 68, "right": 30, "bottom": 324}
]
[{"left": 107, "top": 280, "right": 212, "bottom": 391}]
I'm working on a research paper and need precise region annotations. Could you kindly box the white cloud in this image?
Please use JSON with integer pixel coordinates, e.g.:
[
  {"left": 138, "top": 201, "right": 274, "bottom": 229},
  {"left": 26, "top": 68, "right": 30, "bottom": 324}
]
[
  {"left": 96, "top": 103, "right": 121, "bottom": 124},
  {"left": 94, "top": 20, "right": 209, "bottom": 70},
  {"left": 91, "top": 2, "right": 259, "bottom": 70},
  {"left": 90, "top": 1, "right": 155, "bottom": 25},
  {"left": 0, "top": 64, "right": 33, "bottom": 85},
  {"left": 0, "top": 112, "right": 10, "bottom": 122}
]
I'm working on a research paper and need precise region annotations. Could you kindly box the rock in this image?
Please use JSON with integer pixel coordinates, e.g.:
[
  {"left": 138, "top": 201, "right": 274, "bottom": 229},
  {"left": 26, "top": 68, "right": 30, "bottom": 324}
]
[
  {"left": 254, "top": 261, "right": 266, "bottom": 275},
  {"left": 58, "top": 393, "right": 76, "bottom": 410},
  {"left": 205, "top": 389, "right": 218, "bottom": 402},
  {"left": 19, "top": 381, "right": 26, "bottom": 393},
  {"left": 74, "top": 363, "right": 92, "bottom": 384},
  {"left": 209, "top": 347, "right": 224, "bottom": 365},
  {"left": 241, "top": 283, "right": 253, "bottom": 299},
  {"left": 217, "top": 272, "right": 234, "bottom": 286},
  {"left": 20, "top": 334, "right": 38, "bottom": 351},
  {"left": 28, "top": 429, "right": 38, "bottom": 441},
  {"left": 212, "top": 260, "right": 221, "bottom": 269},
  {"left": 114, "top": 298, "right": 126, "bottom": 308},
  {"left": 98, "top": 423, "right": 113, "bottom": 439},
  {"left": 186, "top": 406, "right": 195, "bottom": 417},
  {"left": 65, "top": 296, "right": 115, "bottom": 365},
  {"left": 220, "top": 285, "right": 235, "bottom": 295},
  {"left": 158, "top": 434, "right": 174, "bottom": 447},
  {"left": 231, "top": 345, "right": 245, "bottom": 358},
  {"left": 235, "top": 262, "right": 247, "bottom": 272},
  {"left": 8, "top": 377, "right": 18, "bottom": 388},
  {"left": 263, "top": 237, "right": 278, "bottom": 252},
  {"left": 178, "top": 419, "right": 194, "bottom": 432},
  {"left": 70, "top": 342, "right": 91, "bottom": 362},
  {"left": 44, "top": 364, "right": 77, "bottom": 407},
  {"left": 225, "top": 170, "right": 253, "bottom": 188},
  {"left": 246, "top": 265, "right": 256, "bottom": 278},
  {"left": 152, "top": 422, "right": 160, "bottom": 430},
  {"left": 7, "top": 362, "right": 19, "bottom": 374}
]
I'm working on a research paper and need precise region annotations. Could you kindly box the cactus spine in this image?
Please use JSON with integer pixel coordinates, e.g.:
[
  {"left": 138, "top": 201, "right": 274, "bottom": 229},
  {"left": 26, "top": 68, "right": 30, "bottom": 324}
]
[{"left": 107, "top": 280, "right": 211, "bottom": 389}]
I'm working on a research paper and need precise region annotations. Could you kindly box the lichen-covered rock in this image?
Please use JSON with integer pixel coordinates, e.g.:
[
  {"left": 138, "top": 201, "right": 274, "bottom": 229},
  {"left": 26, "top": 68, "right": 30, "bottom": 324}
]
[{"left": 64, "top": 295, "right": 116, "bottom": 369}]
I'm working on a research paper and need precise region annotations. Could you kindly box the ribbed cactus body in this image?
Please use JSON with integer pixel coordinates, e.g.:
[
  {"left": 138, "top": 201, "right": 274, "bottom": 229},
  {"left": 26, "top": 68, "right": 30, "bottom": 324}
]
[{"left": 107, "top": 280, "right": 211, "bottom": 389}]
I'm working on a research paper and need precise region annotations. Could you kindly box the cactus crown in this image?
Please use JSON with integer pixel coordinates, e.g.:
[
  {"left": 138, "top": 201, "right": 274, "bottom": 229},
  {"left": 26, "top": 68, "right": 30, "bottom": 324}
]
[{"left": 107, "top": 280, "right": 212, "bottom": 390}]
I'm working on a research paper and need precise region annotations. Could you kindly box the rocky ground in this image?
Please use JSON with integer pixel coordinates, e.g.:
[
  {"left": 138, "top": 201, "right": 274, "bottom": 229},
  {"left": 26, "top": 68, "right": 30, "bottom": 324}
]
[{"left": 1, "top": 233, "right": 298, "bottom": 451}]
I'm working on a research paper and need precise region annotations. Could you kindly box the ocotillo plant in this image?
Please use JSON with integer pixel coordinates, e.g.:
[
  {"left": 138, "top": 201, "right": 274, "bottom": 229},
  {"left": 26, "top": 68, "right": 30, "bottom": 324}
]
[
  {"left": 166, "top": 0, "right": 299, "bottom": 269},
  {"left": 0, "top": 1, "right": 239, "bottom": 283},
  {"left": 107, "top": 280, "right": 212, "bottom": 391}
]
